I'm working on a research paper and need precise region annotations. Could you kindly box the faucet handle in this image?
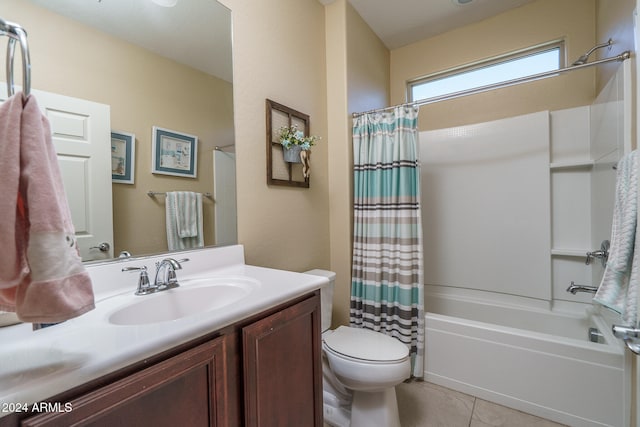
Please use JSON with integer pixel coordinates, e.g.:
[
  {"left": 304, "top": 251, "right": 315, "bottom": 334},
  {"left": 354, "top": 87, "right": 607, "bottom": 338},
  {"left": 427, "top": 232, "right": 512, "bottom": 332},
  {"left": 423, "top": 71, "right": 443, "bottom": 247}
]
[
  {"left": 585, "top": 240, "right": 610, "bottom": 267},
  {"left": 122, "top": 266, "right": 152, "bottom": 295}
]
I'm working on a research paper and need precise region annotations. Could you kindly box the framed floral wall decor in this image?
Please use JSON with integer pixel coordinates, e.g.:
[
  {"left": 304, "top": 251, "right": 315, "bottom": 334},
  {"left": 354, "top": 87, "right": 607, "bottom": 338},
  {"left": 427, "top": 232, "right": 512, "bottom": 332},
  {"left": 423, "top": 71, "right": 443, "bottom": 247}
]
[
  {"left": 266, "top": 99, "right": 313, "bottom": 188},
  {"left": 151, "top": 126, "right": 198, "bottom": 178},
  {"left": 111, "top": 130, "right": 136, "bottom": 184}
]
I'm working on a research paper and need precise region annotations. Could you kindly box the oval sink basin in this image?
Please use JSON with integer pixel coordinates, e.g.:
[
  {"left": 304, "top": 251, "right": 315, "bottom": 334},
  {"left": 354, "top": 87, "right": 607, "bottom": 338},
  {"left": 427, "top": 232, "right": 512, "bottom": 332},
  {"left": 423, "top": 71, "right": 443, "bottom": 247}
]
[{"left": 108, "top": 278, "right": 257, "bottom": 325}]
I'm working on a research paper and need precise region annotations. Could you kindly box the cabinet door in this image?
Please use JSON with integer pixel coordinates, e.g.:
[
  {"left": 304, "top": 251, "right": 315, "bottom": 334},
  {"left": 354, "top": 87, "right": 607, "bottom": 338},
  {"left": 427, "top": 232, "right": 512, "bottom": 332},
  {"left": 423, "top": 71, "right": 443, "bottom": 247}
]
[
  {"left": 243, "top": 294, "right": 322, "bottom": 427},
  {"left": 22, "top": 335, "right": 230, "bottom": 427}
]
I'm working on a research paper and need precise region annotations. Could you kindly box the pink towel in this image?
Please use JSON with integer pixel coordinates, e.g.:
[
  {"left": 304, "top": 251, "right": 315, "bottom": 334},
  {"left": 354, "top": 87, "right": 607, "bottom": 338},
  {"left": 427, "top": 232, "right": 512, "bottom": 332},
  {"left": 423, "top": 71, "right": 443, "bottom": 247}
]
[{"left": 0, "top": 92, "right": 94, "bottom": 323}]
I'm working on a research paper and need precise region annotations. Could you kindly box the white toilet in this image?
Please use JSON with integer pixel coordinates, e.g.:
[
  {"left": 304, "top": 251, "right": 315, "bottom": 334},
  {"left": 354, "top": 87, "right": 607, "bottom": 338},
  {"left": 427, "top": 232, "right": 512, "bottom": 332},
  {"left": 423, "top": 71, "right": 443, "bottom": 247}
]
[{"left": 305, "top": 270, "right": 411, "bottom": 427}]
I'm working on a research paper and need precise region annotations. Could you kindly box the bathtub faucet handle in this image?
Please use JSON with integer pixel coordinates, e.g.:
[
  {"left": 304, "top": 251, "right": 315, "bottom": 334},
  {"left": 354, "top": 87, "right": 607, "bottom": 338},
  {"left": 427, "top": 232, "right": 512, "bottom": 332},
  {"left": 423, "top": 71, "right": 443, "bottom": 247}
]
[{"left": 585, "top": 240, "right": 610, "bottom": 267}]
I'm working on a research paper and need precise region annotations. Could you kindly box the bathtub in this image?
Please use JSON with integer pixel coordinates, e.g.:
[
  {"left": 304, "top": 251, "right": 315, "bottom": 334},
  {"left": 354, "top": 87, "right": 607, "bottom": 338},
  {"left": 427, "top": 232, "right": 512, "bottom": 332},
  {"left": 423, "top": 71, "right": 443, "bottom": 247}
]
[{"left": 424, "top": 288, "right": 628, "bottom": 427}]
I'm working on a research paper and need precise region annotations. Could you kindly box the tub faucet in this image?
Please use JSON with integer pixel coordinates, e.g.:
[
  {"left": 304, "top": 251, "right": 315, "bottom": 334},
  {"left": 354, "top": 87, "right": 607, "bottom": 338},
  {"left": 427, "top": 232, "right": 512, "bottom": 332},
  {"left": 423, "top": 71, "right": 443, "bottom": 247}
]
[
  {"left": 154, "top": 258, "right": 186, "bottom": 290},
  {"left": 566, "top": 281, "right": 598, "bottom": 295}
]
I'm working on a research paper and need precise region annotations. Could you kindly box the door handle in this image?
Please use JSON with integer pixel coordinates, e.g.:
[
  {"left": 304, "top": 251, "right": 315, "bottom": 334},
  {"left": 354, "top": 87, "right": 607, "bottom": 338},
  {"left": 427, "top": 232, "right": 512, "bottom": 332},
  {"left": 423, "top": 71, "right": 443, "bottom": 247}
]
[{"left": 90, "top": 242, "right": 111, "bottom": 252}]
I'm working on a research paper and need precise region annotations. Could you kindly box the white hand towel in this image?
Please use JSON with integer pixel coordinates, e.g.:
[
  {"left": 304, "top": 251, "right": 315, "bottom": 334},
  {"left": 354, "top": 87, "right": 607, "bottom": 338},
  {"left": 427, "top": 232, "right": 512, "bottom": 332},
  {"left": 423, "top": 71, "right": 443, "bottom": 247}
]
[
  {"left": 594, "top": 150, "right": 639, "bottom": 326},
  {"left": 166, "top": 191, "right": 204, "bottom": 251}
]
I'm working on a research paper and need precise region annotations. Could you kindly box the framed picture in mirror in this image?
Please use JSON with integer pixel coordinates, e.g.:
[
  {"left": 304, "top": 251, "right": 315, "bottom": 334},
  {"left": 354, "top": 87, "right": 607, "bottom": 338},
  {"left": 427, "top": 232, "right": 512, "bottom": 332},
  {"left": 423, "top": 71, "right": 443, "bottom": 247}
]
[
  {"left": 151, "top": 126, "right": 198, "bottom": 178},
  {"left": 111, "top": 130, "right": 136, "bottom": 184}
]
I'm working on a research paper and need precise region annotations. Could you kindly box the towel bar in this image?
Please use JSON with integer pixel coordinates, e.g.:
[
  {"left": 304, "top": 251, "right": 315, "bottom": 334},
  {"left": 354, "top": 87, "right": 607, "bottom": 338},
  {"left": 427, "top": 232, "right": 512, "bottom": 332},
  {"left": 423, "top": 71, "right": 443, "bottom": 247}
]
[{"left": 147, "top": 191, "right": 213, "bottom": 199}]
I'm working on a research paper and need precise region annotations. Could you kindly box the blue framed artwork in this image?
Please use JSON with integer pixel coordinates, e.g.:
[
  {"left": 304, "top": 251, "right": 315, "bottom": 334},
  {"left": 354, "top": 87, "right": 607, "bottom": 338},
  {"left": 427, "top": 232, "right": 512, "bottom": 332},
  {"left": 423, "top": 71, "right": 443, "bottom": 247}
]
[
  {"left": 111, "top": 131, "right": 135, "bottom": 184},
  {"left": 151, "top": 126, "right": 198, "bottom": 178}
]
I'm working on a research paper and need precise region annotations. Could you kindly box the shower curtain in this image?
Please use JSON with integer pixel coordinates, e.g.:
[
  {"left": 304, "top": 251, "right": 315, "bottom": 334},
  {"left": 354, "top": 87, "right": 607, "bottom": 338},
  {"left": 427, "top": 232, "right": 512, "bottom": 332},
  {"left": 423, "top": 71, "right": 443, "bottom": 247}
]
[{"left": 350, "top": 105, "right": 425, "bottom": 378}]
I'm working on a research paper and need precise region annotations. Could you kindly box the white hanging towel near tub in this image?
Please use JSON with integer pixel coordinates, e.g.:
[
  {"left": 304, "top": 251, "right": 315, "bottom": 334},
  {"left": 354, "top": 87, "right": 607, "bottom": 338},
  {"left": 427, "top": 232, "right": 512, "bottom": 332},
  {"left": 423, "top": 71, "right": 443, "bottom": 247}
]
[
  {"left": 166, "top": 191, "right": 204, "bottom": 251},
  {"left": 594, "top": 150, "right": 639, "bottom": 326}
]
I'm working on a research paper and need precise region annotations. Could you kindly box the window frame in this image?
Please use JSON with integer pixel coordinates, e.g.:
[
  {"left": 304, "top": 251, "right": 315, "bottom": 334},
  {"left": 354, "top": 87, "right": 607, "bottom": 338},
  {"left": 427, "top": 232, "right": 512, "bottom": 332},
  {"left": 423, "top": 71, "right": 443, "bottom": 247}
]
[{"left": 407, "top": 39, "right": 566, "bottom": 103}]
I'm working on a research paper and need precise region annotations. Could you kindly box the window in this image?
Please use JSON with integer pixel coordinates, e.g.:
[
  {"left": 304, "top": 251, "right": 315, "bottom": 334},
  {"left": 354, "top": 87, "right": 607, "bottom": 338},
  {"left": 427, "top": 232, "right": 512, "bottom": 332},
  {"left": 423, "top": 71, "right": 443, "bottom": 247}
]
[{"left": 408, "top": 41, "right": 564, "bottom": 103}]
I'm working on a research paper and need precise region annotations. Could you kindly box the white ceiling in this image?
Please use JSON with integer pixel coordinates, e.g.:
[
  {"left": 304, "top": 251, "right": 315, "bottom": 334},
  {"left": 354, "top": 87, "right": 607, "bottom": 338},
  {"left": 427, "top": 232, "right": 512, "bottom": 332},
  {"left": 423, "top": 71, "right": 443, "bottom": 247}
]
[
  {"left": 347, "top": 0, "right": 535, "bottom": 49},
  {"left": 29, "top": 0, "right": 233, "bottom": 82},
  {"left": 27, "top": 0, "right": 535, "bottom": 83}
]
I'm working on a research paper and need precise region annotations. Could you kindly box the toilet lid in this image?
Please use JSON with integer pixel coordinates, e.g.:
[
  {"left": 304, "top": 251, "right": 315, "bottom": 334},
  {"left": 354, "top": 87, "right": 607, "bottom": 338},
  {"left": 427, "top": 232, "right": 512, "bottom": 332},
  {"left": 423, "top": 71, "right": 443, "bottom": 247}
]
[{"left": 323, "top": 326, "right": 409, "bottom": 362}]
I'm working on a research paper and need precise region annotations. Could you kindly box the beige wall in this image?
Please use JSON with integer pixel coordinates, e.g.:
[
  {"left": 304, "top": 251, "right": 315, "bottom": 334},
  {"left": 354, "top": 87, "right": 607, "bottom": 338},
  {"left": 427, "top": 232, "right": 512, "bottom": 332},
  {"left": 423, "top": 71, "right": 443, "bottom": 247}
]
[
  {"left": 346, "top": 3, "right": 390, "bottom": 115},
  {"left": 391, "top": 0, "right": 597, "bottom": 131},
  {"left": 3, "top": 0, "right": 234, "bottom": 257},
  {"left": 322, "top": 0, "right": 391, "bottom": 327},
  {"left": 595, "top": 0, "right": 636, "bottom": 92},
  {"left": 321, "top": 0, "right": 392, "bottom": 327},
  {"left": 220, "top": 0, "right": 331, "bottom": 272},
  {"left": 325, "top": 0, "right": 352, "bottom": 328}
]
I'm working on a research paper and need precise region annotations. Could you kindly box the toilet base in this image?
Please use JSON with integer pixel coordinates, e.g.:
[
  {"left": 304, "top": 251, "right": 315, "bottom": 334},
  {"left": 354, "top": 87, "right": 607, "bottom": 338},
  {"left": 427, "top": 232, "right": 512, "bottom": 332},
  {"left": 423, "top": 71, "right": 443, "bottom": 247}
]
[
  {"left": 350, "top": 387, "right": 400, "bottom": 427},
  {"left": 323, "top": 390, "right": 351, "bottom": 427}
]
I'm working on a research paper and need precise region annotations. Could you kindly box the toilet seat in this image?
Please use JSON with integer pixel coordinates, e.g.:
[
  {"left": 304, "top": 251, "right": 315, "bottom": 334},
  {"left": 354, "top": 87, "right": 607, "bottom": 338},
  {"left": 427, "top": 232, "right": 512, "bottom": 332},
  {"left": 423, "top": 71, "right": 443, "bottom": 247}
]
[{"left": 323, "top": 326, "right": 409, "bottom": 363}]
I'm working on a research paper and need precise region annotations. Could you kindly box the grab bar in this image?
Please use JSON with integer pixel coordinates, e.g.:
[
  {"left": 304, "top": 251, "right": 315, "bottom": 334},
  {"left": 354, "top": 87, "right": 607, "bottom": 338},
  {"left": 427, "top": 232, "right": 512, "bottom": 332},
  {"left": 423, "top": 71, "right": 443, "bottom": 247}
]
[{"left": 612, "top": 324, "right": 640, "bottom": 355}]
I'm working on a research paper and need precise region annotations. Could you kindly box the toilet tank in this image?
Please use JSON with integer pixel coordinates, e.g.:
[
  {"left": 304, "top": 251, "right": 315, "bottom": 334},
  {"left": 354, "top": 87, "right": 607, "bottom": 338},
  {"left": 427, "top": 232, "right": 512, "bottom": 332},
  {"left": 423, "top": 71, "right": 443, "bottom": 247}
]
[{"left": 304, "top": 269, "right": 336, "bottom": 332}]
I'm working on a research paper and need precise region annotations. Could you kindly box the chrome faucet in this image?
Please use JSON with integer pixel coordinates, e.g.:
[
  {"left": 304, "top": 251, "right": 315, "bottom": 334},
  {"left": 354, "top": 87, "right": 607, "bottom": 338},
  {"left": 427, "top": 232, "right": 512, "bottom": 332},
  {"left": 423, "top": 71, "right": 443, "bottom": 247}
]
[
  {"left": 566, "top": 281, "right": 598, "bottom": 295},
  {"left": 122, "top": 257, "right": 189, "bottom": 295},
  {"left": 154, "top": 258, "right": 185, "bottom": 290}
]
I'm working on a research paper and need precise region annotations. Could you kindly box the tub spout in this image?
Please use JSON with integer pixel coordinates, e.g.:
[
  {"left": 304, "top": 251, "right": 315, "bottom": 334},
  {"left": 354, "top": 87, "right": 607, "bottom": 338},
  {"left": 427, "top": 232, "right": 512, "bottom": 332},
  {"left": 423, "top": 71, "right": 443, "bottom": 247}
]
[{"left": 566, "top": 281, "right": 598, "bottom": 295}]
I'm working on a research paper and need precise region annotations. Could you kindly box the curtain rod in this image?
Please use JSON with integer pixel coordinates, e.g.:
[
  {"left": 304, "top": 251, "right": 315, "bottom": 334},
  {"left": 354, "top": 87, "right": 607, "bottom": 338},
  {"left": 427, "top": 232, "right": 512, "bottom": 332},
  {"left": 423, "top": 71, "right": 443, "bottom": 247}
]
[
  {"left": 214, "top": 143, "right": 235, "bottom": 151},
  {"left": 352, "top": 51, "right": 631, "bottom": 118}
]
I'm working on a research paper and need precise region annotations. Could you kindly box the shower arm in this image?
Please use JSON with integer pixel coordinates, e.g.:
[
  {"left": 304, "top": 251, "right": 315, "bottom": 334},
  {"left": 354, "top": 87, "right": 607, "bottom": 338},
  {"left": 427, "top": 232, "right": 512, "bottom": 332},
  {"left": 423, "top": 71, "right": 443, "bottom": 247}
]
[{"left": 571, "top": 39, "right": 612, "bottom": 66}]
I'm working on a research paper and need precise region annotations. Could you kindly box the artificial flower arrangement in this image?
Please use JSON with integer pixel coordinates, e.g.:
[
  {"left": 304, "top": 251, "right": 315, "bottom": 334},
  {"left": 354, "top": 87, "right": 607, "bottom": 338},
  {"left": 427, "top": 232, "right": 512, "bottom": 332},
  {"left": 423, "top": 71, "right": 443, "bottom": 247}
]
[{"left": 278, "top": 125, "right": 319, "bottom": 151}]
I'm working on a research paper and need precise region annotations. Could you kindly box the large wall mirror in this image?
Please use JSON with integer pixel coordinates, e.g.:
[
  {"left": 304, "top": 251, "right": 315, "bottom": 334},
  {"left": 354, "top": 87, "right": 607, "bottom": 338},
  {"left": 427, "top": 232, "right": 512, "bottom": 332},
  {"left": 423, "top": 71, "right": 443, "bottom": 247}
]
[{"left": 3, "top": 0, "right": 236, "bottom": 262}]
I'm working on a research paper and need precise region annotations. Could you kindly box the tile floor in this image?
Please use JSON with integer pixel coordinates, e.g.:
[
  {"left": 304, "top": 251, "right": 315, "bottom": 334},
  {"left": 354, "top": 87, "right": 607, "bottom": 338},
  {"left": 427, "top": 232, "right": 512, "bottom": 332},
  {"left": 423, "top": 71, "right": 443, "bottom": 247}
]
[{"left": 396, "top": 380, "right": 567, "bottom": 427}]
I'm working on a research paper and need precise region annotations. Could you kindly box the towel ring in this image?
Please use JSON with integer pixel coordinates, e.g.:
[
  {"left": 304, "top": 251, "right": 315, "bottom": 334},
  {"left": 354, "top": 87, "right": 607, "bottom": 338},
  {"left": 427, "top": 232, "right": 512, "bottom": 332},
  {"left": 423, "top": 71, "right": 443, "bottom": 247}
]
[{"left": 0, "top": 18, "right": 31, "bottom": 99}]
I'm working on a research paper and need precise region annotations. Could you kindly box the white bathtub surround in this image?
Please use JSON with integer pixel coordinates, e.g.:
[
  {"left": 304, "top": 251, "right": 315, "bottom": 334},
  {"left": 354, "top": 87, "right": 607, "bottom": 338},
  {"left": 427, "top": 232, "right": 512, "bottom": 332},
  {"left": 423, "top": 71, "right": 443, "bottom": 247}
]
[
  {"left": 421, "top": 111, "right": 551, "bottom": 301},
  {"left": 594, "top": 150, "right": 639, "bottom": 326},
  {"left": 424, "top": 287, "right": 625, "bottom": 427},
  {"left": 351, "top": 106, "right": 425, "bottom": 378},
  {"left": 418, "top": 62, "right": 633, "bottom": 426}
]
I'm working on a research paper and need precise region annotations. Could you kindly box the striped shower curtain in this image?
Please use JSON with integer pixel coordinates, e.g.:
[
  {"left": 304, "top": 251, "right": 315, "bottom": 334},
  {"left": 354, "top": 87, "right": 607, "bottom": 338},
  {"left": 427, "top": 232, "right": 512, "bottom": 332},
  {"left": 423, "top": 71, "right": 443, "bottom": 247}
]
[{"left": 350, "top": 105, "right": 425, "bottom": 378}]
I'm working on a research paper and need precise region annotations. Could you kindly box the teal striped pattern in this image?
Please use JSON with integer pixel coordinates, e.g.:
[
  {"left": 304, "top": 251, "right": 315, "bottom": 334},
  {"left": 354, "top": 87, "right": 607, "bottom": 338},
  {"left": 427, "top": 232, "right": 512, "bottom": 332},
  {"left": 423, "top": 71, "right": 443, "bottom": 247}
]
[{"left": 350, "top": 106, "right": 425, "bottom": 378}]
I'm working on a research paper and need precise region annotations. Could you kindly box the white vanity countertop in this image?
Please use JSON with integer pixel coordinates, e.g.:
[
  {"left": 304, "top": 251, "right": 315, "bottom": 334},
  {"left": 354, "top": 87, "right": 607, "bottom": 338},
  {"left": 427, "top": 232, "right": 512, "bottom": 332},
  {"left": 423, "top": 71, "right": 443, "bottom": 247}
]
[{"left": 0, "top": 245, "right": 328, "bottom": 417}]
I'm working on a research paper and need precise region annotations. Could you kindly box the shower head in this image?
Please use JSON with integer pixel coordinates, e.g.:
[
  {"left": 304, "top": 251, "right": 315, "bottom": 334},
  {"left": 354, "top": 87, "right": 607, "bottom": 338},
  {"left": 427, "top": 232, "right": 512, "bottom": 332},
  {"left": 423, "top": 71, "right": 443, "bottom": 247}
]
[{"left": 571, "top": 39, "right": 613, "bottom": 66}]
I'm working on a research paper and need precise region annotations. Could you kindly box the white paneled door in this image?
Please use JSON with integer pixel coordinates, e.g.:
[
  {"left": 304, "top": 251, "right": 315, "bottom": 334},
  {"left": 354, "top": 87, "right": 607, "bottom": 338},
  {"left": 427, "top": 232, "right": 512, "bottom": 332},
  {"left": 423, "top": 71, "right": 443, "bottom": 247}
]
[
  {"left": 1, "top": 88, "right": 113, "bottom": 262},
  {"left": 33, "top": 90, "right": 113, "bottom": 261}
]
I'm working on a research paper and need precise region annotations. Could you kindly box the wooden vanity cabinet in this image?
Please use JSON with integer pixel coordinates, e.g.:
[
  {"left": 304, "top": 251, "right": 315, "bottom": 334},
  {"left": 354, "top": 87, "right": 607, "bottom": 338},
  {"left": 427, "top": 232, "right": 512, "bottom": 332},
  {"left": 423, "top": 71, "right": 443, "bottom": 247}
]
[
  {"left": 20, "top": 334, "right": 231, "bottom": 427},
  {"left": 4, "top": 291, "right": 322, "bottom": 427},
  {"left": 243, "top": 292, "right": 323, "bottom": 426}
]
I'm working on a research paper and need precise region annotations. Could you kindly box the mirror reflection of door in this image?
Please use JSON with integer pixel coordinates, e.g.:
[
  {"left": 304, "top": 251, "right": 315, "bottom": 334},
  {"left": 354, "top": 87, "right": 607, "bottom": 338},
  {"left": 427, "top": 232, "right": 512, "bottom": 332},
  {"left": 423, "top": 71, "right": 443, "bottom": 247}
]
[
  {"left": 1, "top": 88, "right": 114, "bottom": 262},
  {"left": 11, "top": 0, "right": 236, "bottom": 260},
  {"left": 37, "top": 90, "right": 113, "bottom": 261}
]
